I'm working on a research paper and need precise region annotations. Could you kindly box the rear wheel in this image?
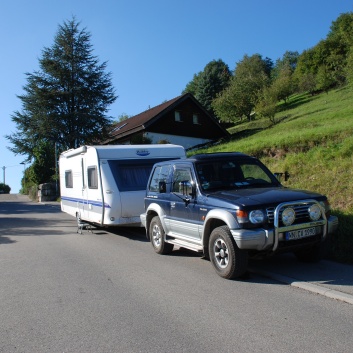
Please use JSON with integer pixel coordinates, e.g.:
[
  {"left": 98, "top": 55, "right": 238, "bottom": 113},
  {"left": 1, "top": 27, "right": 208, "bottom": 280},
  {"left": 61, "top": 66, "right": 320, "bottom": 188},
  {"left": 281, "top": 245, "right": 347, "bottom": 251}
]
[
  {"left": 150, "top": 216, "right": 174, "bottom": 254},
  {"left": 209, "top": 226, "right": 248, "bottom": 279}
]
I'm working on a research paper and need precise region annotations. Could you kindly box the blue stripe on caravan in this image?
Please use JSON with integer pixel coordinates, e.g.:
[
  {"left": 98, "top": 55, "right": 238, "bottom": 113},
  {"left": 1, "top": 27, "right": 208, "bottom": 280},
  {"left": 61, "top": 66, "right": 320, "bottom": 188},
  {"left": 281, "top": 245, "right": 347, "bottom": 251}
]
[{"left": 61, "top": 196, "right": 111, "bottom": 209}]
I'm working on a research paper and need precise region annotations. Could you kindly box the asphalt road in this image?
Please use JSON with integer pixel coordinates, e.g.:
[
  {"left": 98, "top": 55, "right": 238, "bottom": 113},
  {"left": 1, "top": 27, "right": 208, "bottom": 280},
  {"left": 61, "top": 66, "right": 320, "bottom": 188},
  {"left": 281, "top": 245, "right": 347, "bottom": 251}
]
[{"left": 1, "top": 194, "right": 353, "bottom": 353}]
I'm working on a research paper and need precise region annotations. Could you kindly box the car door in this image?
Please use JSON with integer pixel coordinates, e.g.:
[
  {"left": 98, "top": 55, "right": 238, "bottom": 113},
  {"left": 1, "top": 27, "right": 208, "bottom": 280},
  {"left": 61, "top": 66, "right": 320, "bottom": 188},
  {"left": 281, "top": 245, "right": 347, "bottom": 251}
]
[{"left": 169, "top": 165, "right": 200, "bottom": 239}]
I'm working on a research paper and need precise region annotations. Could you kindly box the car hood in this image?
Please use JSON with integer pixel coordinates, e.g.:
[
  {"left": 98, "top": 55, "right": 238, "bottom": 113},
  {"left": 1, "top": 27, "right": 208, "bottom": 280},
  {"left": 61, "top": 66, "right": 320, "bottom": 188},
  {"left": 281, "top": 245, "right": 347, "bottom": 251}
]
[{"left": 207, "top": 187, "right": 325, "bottom": 207}]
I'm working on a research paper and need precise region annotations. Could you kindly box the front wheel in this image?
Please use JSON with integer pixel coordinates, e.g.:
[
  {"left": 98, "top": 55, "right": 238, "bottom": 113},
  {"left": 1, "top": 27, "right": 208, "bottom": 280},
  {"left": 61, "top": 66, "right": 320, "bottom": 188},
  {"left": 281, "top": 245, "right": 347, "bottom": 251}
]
[
  {"left": 209, "top": 226, "right": 248, "bottom": 279},
  {"left": 149, "top": 216, "right": 174, "bottom": 255}
]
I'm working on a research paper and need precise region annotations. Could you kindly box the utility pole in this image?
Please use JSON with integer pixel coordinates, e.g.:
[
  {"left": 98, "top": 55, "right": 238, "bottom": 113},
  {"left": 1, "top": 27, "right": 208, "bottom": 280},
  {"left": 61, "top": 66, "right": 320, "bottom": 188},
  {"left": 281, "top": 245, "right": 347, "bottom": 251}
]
[
  {"left": 20, "top": 162, "right": 26, "bottom": 192},
  {"left": 2, "top": 166, "right": 5, "bottom": 184},
  {"left": 55, "top": 142, "right": 58, "bottom": 195}
]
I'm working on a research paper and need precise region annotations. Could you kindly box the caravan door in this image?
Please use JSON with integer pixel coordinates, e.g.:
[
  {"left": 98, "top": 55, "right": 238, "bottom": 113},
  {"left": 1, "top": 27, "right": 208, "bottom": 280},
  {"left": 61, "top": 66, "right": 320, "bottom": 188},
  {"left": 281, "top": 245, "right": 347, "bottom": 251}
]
[
  {"left": 78, "top": 157, "right": 89, "bottom": 222},
  {"left": 85, "top": 163, "right": 104, "bottom": 224}
]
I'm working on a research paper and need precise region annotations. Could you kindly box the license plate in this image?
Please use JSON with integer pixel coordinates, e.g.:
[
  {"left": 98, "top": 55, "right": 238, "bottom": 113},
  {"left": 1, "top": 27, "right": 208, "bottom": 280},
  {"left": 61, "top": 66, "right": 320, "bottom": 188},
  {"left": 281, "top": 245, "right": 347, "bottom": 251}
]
[{"left": 285, "top": 227, "right": 316, "bottom": 241}]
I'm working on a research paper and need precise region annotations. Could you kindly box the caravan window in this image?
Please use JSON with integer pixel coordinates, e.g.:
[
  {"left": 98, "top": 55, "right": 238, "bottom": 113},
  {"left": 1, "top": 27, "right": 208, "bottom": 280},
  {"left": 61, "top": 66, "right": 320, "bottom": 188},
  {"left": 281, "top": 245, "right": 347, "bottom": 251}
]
[
  {"left": 108, "top": 160, "right": 154, "bottom": 192},
  {"left": 118, "top": 164, "right": 151, "bottom": 191},
  {"left": 88, "top": 166, "right": 98, "bottom": 189},
  {"left": 108, "top": 158, "right": 180, "bottom": 192},
  {"left": 65, "top": 170, "right": 73, "bottom": 188}
]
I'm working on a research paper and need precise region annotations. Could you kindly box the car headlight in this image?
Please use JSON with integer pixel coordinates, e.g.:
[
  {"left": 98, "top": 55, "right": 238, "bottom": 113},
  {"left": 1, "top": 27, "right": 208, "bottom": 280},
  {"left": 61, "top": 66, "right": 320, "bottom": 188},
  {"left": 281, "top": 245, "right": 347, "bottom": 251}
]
[{"left": 249, "top": 210, "right": 265, "bottom": 224}]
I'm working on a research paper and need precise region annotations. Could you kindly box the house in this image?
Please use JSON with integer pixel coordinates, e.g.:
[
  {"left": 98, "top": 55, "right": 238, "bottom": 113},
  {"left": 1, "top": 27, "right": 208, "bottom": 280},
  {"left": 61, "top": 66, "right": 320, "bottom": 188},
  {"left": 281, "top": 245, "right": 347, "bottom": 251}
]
[{"left": 104, "top": 93, "right": 230, "bottom": 150}]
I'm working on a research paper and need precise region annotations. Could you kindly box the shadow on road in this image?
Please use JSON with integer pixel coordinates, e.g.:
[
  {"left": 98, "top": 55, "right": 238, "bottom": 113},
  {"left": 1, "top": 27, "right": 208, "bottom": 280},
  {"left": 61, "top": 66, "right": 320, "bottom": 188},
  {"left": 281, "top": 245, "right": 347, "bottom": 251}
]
[
  {"left": 0, "top": 236, "right": 16, "bottom": 244},
  {"left": 108, "top": 226, "right": 148, "bottom": 242},
  {"left": 248, "top": 253, "right": 353, "bottom": 294},
  {"left": 0, "top": 201, "right": 61, "bottom": 215}
]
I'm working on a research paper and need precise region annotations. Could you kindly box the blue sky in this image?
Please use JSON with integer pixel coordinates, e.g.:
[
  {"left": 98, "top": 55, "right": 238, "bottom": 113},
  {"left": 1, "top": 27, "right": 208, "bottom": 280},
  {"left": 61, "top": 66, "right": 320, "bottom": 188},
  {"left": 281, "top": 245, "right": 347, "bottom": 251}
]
[{"left": 1, "top": 0, "right": 352, "bottom": 193}]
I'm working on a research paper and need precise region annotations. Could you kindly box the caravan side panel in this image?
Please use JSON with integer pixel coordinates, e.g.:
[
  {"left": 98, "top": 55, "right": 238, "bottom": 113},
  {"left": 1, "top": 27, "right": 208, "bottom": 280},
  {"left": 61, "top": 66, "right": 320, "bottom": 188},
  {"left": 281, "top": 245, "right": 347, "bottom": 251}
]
[{"left": 60, "top": 144, "right": 185, "bottom": 227}]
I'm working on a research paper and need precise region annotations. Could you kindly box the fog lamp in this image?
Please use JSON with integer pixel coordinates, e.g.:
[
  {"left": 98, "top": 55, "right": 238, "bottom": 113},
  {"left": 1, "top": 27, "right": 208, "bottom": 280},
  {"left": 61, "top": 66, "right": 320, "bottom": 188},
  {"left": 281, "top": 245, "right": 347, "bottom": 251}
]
[
  {"left": 282, "top": 208, "right": 295, "bottom": 226},
  {"left": 309, "top": 204, "right": 321, "bottom": 221}
]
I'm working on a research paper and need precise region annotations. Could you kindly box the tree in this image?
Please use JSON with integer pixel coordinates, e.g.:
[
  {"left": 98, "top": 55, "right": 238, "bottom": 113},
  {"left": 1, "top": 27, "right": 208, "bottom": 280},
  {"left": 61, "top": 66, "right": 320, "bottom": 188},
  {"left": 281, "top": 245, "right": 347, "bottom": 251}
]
[
  {"left": 294, "top": 14, "right": 353, "bottom": 90},
  {"left": 113, "top": 113, "right": 131, "bottom": 124},
  {"left": 6, "top": 17, "right": 117, "bottom": 164},
  {"left": 183, "top": 59, "right": 231, "bottom": 115},
  {"left": 212, "top": 79, "right": 252, "bottom": 123},
  {"left": 345, "top": 48, "right": 353, "bottom": 86},
  {"left": 0, "top": 183, "right": 11, "bottom": 194},
  {"left": 183, "top": 71, "right": 202, "bottom": 97},
  {"left": 271, "top": 63, "right": 295, "bottom": 103},
  {"left": 27, "top": 140, "right": 56, "bottom": 185},
  {"left": 297, "top": 72, "right": 317, "bottom": 95},
  {"left": 212, "top": 54, "right": 270, "bottom": 122},
  {"left": 255, "top": 86, "right": 278, "bottom": 124},
  {"left": 316, "top": 64, "right": 335, "bottom": 93},
  {"left": 272, "top": 51, "right": 299, "bottom": 80},
  {"left": 327, "top": 12, "right": 353, "bottom": 48}
]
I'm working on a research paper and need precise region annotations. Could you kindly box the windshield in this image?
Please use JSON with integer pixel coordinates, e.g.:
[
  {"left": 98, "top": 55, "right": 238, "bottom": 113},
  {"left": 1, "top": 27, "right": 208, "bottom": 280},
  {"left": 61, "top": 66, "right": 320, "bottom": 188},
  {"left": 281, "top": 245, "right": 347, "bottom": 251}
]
[{"left": 195, "top": 158, "right": 279, "bottom": 191}]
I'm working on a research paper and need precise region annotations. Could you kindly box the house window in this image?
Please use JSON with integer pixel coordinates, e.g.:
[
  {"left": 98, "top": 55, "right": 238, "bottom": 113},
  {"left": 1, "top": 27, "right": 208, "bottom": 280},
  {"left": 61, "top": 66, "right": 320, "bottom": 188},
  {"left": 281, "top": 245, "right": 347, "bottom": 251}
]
[
  {"left": 193, "top": 114, "right": 200, "bottom": 124},
  {"left": 65, "top": 170, "right": 73, "bottom": 188},
  {"left": 175, "top": 111, "right": 182, "bottom": 122},
  {"left": 88, "top": 166, "right": 98, "bottom": 189}
]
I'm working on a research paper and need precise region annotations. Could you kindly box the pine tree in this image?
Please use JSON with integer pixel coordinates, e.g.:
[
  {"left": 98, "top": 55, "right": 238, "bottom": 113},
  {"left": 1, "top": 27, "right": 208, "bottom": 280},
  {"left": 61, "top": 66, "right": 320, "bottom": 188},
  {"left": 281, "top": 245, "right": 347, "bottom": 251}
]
[{"left": 7, "top": 17, "right": 117, "bottom": 163}]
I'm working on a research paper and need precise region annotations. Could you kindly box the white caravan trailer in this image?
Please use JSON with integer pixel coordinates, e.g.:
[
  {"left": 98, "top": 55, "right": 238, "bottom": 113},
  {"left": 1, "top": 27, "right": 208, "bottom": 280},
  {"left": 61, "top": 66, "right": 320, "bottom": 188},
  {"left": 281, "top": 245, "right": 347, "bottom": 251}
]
[{"left": 59, "top": 144, "right": 185, "bottom": 227}]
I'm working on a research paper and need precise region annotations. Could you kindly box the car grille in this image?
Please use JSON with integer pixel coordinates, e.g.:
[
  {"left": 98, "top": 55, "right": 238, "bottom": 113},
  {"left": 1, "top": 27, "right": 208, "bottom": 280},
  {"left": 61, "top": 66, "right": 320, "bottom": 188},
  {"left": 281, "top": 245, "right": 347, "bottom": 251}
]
[{"left": 266, "top": 202, "right": 318, "bottom": 226}]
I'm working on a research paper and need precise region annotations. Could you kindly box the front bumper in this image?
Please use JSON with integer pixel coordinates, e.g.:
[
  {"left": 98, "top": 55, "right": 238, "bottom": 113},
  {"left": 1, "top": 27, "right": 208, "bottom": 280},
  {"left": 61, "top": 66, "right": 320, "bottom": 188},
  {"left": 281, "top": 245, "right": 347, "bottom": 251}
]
[{"left": 231, "top": 215, "right": 339, "bottom": 252}]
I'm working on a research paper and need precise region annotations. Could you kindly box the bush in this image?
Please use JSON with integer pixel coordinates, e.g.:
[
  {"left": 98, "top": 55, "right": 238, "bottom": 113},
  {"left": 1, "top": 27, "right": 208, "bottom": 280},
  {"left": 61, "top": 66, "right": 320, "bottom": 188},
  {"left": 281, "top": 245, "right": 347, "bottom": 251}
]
[
  {"left": 0, "top": 183, "right": 11, "bottom": 194},
  {"left": 329, "top": 210, "right": 353, "bottom": 263}
]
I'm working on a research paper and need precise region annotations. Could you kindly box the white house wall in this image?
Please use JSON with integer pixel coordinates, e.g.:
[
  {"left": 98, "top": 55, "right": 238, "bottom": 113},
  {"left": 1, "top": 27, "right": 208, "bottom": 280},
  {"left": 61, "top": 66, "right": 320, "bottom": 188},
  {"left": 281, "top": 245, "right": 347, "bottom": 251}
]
[{"left": 144, "top": 132, "right": 212, "bottom": 149}]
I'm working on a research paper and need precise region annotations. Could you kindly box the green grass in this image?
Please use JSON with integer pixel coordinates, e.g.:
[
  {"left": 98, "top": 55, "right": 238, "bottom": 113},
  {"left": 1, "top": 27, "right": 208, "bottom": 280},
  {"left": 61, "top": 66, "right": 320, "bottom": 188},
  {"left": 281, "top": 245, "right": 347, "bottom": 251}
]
[{"left": 190, "top": 86, "right": 353, "bottom": 263}]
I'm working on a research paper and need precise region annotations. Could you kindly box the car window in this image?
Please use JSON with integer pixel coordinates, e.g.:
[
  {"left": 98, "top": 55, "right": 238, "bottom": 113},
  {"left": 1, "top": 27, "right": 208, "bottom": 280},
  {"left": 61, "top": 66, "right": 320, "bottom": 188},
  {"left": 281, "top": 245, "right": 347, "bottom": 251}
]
[
  {"left": 149, "top": 165, "right": 171, "bottom": 192},
  {"left": 172, "top": 168, "right": 193, "bottom": 194},
  {"left": 196, "top": 159, "right": 277, "bottom": 190}
]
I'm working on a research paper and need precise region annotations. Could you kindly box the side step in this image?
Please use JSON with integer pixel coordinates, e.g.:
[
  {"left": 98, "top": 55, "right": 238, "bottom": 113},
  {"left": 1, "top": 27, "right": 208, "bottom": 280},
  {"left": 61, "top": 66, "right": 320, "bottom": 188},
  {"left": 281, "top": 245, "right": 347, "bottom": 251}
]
[{"left": 166, "top": 238, "right": 203, "bottom": 252}]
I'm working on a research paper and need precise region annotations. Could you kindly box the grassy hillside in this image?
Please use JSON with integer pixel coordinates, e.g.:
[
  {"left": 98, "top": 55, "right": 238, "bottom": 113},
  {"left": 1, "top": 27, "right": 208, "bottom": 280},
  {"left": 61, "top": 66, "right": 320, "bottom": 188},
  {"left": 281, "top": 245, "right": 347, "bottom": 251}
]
[{"left": 190, "top": 86, "right": 353, "bottom": 263}]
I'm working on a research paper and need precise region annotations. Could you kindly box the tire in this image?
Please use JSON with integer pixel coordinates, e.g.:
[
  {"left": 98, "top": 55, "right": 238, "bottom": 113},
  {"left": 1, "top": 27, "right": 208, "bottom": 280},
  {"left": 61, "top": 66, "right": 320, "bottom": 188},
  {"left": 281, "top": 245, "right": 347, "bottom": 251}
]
[
  {"left": 209, "top": 226, "right": 248, "bottom": 279},
  {"left": 149, "top": 216, "right": 174, "bottom": 255}
]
